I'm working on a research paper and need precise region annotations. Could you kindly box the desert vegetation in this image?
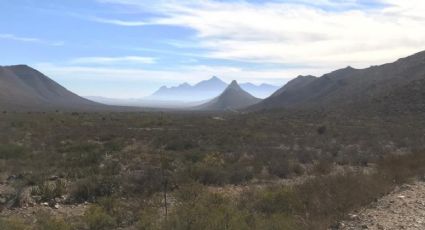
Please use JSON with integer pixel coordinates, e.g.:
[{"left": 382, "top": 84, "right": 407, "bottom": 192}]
[{"left": 1, "top": 110, "right": 425, "bottom": 229}]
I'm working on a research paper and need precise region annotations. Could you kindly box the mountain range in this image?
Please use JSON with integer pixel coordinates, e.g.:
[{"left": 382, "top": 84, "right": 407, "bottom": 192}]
[
  {"left": 148, "top": 76, "right": 279, "bottom": 101},
  {"left": 196, "top": 80, "right": 261, "bottom": 111},
  {"left": 3, "top": 50, "right": 425, "bottom": 113},
  {"left": 251, "top": 50, "right": 425, "bottom": 114}
]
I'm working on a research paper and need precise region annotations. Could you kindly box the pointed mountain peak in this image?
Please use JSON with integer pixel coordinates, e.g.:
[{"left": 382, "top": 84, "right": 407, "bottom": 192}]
[
  {"left": 196, "top": 79, "right": 261, "bottom": 111},
  {"left": 229, "top": 80, "right": 239, "bottom": 87},
  {"left": 194, "top": 76, "right": 227, "bottom": 89},
  {"left": 224, "top": 80, "right": 244, "bottom": 92},
  {"left": 205, "top": 76, "right": 226, "bottom": 84}
]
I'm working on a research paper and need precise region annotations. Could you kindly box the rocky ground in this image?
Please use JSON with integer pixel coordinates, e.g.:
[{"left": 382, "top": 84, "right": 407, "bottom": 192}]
[
  {"left": 1, "top": 204, "right": 87, "bottom": 225},
  {"left": 338, "top": 180, "right": 425, "bottom": 230},
  {"left": 0, "top": 176, "right": 88, "bottom": 226}
]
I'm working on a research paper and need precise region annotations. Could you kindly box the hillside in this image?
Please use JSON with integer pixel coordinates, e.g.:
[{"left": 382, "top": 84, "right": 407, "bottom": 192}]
[
  {"left": 251, "top": 51, "right": 425, "bottom": 114},
  {"left": 271, "top": 75, "right": 317, "bottom": 97},
  {"left": 0, "top": 65, "right": 103, "bottom": 110},
  {"left": 196, "top": 80, "right": 261, "bottom": 111}
]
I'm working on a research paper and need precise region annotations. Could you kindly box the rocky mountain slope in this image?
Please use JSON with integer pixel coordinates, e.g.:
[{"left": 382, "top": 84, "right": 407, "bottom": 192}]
[
  {"left": 0, "top": 65, "right": 103, "bottom": 110},
  {"left": 252, "top": 51, "right": 425, "bottom": 114},
  {"left": 196, "top": 80, "right": 261, "bottom": 111}
]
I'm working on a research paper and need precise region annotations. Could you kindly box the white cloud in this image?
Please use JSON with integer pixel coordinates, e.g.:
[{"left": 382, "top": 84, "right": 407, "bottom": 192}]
[
  {"left": 89, "top": 16, "right": 150, "bottom": 26},
  {"left": 35, "top": 62, "right": 309, "bottom": 84},
  {"left": 0, "top": 33, "right": 41, "bottom": 43},
  {"left": 70, "top": 56, "right": 156, "bottom": 65},
  {"left": 93, "top": 0, "right": 425, "bottom": 71},
  {"left": 36, "top": 0, "right": 425, "bottom": 98},
  {"left": 0, "top": 33, "right": 64, "bottom": 46}
]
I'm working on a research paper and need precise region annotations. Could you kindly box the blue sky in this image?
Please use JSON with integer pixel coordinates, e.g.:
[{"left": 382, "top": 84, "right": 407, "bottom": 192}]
[{"left": 1, "top": 0, "right": 425, "bottom": 98}]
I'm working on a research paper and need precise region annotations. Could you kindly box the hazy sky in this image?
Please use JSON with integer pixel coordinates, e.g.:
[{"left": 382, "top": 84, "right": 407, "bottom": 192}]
[{"left": 1, "top": 0, "right": 425, "bottom": 98}]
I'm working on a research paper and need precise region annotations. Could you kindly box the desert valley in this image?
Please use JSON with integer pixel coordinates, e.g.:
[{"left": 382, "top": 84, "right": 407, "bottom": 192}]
[
  {"left": 2, "top": 1, "right": 425, "bottom": 229},
  {"left": 2, "top": 51, "right": 425, "bottom": 229}
]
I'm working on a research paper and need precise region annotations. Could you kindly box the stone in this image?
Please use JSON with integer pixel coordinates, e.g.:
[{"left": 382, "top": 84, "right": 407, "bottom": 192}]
[{"left": 49, "top": 175, "right": 59, "bottom": 181}]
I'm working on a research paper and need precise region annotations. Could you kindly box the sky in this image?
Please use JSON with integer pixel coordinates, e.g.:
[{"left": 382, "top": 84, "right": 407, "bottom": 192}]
[{"left": 1, "top": 0, "right": 425, "bottom": 98}]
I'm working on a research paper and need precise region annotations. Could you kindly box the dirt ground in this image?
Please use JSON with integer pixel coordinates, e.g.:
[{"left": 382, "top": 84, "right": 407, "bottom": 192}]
[{"left": 339, "top": 180, "right": 425, "bottom": 230}]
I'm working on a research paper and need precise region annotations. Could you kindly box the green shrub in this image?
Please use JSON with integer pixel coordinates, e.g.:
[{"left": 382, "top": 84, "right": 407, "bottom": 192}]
[
  {"left": 268, "top": 159, "right": 292, "bottom": 178},
  {"left": 103, "top": 139, "right": 125, "bottom": 152},
  {"left": 377, "top": 152, "right": 425, "bottom": 184},
  {"left": 254, "top": 214, "right": 300, "bottom": 230},
  {"left": 100, "top": 160, "right": 121, "bottom": 176},
  {"left": 137, "top": 207, "right": 161, "bottom": 230},
  {"left": 126, "top": 167, "right": 163, "bottom": 196},
  {"left": 97, "top": 197, "right": 137, "bottom": 226},
  {"left": 313, "top": 160, "right": 333, "bottom": 175},
  {"left": 165, "top": 139, "right": 196, "bottom": 151},
  {"left": 192, "top": 164, "right": 226, "bottom": 185},
  {"left": 167, "top": 192, "right": 250, "bottom": 230},
  {"left": 61, "top": 143, "right": 103, "bottom": 169},
  {"left": 32, "top": 180, "right": 66, "bottom": 202},
  {"left": 35, "top": 213, "right": 71, "bottom": 230},
  {"left": 292, "top": 163, "right": 305, "bottom": 176},
  {"left": 317, "top": 126, "right": 327, "bottom": 135},
  {"left": 0, "top": 144, "right": 27, "bottom": 160},
  {"left": 84, "top": 205, "right": 116, "bottom": 230},
  {"left": 0, "top": 218, "right": 28, "bottom": 230},
  {"left": 70, "top": 176, "right": 117, "bottom": 203},
  {"left": 253, "top": 187, "right": 301, "bottom": 215},
  {"left": 228, "top": 166, "right": 254, "bottom": 184}
]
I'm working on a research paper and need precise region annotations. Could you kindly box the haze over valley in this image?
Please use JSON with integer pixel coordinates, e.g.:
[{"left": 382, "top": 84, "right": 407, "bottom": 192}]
[{"left": 85, "top": 76, "right": 279, "bottom": 108}]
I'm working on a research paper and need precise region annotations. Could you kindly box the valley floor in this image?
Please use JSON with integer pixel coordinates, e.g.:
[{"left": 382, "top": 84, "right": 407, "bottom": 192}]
[
  {"left": 1, "top": 111, "right": 425, "bottom": 229},
  {"left": 339, "top": 180, "right": 425, "bottom": 230}
]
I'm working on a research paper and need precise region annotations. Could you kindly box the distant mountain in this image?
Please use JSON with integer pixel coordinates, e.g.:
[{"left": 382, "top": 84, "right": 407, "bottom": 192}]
[
  {"left": 196, "top": 80, "right": 261, "bottom": 111},
  {"left": 148, "top": 76, "right": 279, "bottom": 101},
  {"left": 0, "top": 65, "right": 104, "bottom": 111},
  {"left": 239, "top": 82, "right": 280, "bottom": 98},
  {"left": 250, "top": 50, "right": 425, "bottom": 114},
  {"left": 148, "top": 76, "right": 227, "bottom": 101}
]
